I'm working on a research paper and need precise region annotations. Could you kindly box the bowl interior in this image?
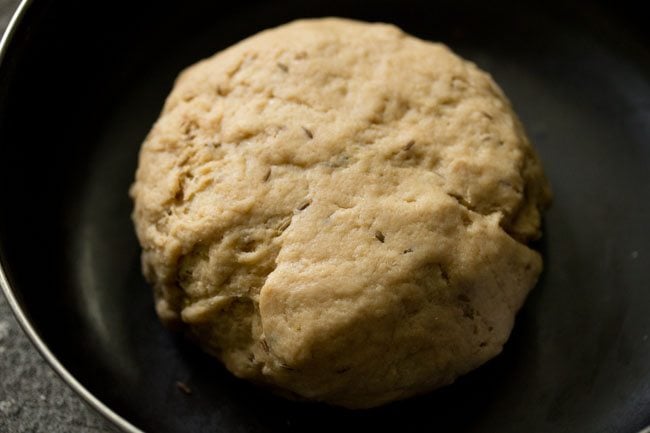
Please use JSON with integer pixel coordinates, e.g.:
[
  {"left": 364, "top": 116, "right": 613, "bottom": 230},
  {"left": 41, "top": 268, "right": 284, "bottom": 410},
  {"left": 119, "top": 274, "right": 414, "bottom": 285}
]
[{"left": 1, "top": 1, "right": 649, "bottom": 432}]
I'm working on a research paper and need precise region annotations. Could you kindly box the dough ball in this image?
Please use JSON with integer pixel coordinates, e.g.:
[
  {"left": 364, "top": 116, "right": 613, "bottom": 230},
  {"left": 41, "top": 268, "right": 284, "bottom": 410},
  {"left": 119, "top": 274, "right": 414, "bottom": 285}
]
[{"left": 131, "top": 18, "right": 551, "bottom": 409}]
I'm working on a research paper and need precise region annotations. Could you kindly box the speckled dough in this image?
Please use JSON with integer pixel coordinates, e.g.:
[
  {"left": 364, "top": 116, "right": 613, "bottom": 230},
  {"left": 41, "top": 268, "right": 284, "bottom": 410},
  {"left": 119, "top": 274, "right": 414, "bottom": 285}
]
[{"left": 131, "top": 18, "right": 551, "bottom": 409}]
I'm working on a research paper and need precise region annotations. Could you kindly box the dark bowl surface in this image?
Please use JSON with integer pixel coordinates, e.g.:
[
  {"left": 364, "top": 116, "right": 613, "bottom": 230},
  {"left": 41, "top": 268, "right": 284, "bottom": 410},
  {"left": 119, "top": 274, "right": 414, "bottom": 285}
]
[{"left": 1, "top": 1, "right": 649, "bottom": 432}]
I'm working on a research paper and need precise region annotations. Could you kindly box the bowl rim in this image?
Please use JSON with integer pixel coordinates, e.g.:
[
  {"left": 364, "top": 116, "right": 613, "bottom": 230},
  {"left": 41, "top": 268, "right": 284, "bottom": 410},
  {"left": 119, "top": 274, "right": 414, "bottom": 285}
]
[{"left": 0, "top": 2, "right": 141, "bottom": 431}]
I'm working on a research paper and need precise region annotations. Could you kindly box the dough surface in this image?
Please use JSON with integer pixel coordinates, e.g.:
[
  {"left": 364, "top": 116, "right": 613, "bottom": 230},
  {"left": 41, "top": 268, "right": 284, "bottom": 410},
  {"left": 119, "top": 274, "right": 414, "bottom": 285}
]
[{"left": 131, "top": 18, "right": 551, "bottom": 408}]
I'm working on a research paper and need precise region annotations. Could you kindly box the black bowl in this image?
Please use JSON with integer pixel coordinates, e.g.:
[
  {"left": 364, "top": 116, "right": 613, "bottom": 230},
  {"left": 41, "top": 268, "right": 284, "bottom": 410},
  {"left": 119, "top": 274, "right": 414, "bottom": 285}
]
[{"left": 1, "top": 1, "right": 649, "bottom": 432}]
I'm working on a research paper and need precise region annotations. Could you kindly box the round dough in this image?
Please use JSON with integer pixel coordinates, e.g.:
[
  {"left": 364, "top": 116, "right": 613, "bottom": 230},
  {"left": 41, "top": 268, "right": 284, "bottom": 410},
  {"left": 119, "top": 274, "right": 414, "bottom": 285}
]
[{"left": 131, "top": 18, "right": 551, "bottom": 409}]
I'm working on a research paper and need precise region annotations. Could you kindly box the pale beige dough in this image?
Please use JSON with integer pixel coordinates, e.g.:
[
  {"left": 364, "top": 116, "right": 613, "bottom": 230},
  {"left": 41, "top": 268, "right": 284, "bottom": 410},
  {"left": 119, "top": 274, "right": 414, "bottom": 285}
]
[{"left": 131, "top": 18, "right": 551, "bottom": 408}]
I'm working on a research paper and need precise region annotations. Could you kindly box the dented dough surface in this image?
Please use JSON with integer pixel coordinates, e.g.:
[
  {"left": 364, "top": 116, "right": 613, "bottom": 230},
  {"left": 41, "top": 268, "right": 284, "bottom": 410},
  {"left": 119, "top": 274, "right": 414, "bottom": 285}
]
[{"left": 131, "top": 18, "right": 551, "bottom": 408}]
